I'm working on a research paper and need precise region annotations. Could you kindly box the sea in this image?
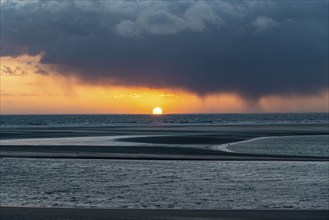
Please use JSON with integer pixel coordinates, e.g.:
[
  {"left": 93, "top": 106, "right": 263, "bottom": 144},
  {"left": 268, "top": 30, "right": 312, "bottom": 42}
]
[
  {"left": 1, "top": 113, "right": 328, "bottom": 127},
  {"left": 0, "top": 113, "right": 328, "bottom": 209}
]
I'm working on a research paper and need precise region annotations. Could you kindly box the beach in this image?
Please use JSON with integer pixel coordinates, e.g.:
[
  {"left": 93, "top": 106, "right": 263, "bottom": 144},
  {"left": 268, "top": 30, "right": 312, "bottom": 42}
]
[
  {"left": 1, "top": 207, "right": 329, "bottom": 220},
  {"left": 1, "top": 117, "right": 328, "bottom": 216}
]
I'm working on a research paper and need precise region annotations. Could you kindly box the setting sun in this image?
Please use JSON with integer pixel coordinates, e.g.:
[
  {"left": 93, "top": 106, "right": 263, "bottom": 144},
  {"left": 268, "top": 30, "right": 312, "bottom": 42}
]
[{"left": 152, "top": 107, "right": 163, "bottom": 115}]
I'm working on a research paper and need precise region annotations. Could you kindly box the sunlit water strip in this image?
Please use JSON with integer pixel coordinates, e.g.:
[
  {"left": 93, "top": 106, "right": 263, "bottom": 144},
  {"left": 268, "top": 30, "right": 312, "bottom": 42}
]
[
  {"left": 0, "top": 135, "right": 206, "bottom": 150},
  {"left": 0, "top": 135, "right": 150, "bottom": 146}
]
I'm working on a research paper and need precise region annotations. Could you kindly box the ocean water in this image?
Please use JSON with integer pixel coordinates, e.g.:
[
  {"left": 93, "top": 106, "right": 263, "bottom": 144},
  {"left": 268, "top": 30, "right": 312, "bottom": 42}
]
[
  {"left": 1, "top": 113, "right": 328, "bottom": 127},
  {"left": 1, "top": 158, "right": 328, "bottom": 209}
]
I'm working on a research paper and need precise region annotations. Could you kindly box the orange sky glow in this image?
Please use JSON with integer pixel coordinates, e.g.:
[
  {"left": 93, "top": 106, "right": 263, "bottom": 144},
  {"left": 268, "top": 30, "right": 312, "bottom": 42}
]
[{"left": 1, "top": 55, "right": 328, "bottom": 114}]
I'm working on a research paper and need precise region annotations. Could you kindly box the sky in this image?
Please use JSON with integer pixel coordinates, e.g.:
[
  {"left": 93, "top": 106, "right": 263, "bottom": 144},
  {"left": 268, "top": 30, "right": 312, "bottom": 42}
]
[{"left": 1, "top": 0, "right": 328, "bottom": 114}]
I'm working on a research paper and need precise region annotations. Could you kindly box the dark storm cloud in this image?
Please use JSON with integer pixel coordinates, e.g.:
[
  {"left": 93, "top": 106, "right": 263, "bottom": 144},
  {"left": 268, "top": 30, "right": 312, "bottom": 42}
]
[
  {"left": 1, "top": 0, "right": 328, "bottom": 99},
  {"left": 1, "top": 65, "right": 26, "bottom": 76}
]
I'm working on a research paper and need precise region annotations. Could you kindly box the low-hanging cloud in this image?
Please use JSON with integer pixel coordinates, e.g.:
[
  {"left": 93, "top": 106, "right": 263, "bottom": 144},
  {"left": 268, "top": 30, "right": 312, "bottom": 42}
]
[
  {"left": 252, "top": 16, "right": 280, "bottom": 32},
  {"left": 1, "top": 0, "right": 328, "bottom": 99}
]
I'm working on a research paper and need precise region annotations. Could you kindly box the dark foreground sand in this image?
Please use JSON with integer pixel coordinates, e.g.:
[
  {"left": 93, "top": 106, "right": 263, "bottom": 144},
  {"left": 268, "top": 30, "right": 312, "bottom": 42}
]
[
  {"left": 1, "top": 150, "right": 328, "bottom": 161},
  {"left": 1, "top": 207, "right": 328, "bottom": 220}
]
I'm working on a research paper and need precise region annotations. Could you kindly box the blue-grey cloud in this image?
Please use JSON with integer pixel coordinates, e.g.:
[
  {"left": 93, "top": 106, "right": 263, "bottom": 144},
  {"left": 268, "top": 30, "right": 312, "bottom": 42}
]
[{"left": 1, "top": 0, "right": 328, "bottom": 99}]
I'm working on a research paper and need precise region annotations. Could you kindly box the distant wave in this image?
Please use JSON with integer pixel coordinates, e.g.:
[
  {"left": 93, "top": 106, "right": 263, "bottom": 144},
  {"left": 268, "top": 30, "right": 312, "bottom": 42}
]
[{"left": 1, "top": 113, "right": 328, "bottom": 128}]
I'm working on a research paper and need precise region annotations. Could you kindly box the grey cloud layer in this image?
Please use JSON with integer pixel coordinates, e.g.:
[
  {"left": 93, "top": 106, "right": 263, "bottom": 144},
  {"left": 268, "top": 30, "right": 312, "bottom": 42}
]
[
  {"left": 1, "top": 0, "right": 328, "bottom": 98},
  {"left": 115, "top": 1, "right": 223, "bottom": 37}
]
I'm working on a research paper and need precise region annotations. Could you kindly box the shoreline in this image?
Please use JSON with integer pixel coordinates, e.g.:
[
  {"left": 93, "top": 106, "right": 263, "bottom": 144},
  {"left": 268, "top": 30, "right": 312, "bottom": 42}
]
[
  {"left": 1, "top": 207, "right": 328, "bottom": 220},
  {"left": 1, "top": 124, "right": 328, "bottom": 161}
]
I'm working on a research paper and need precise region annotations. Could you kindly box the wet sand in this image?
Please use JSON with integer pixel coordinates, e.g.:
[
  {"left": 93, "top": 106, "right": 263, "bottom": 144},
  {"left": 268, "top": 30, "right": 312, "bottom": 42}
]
[
  {"left": 1, "top": 207, "right": 328, "bottom": 220},
  {"left": 1, "top": 124, "right": 328, "bottom": 161}
]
